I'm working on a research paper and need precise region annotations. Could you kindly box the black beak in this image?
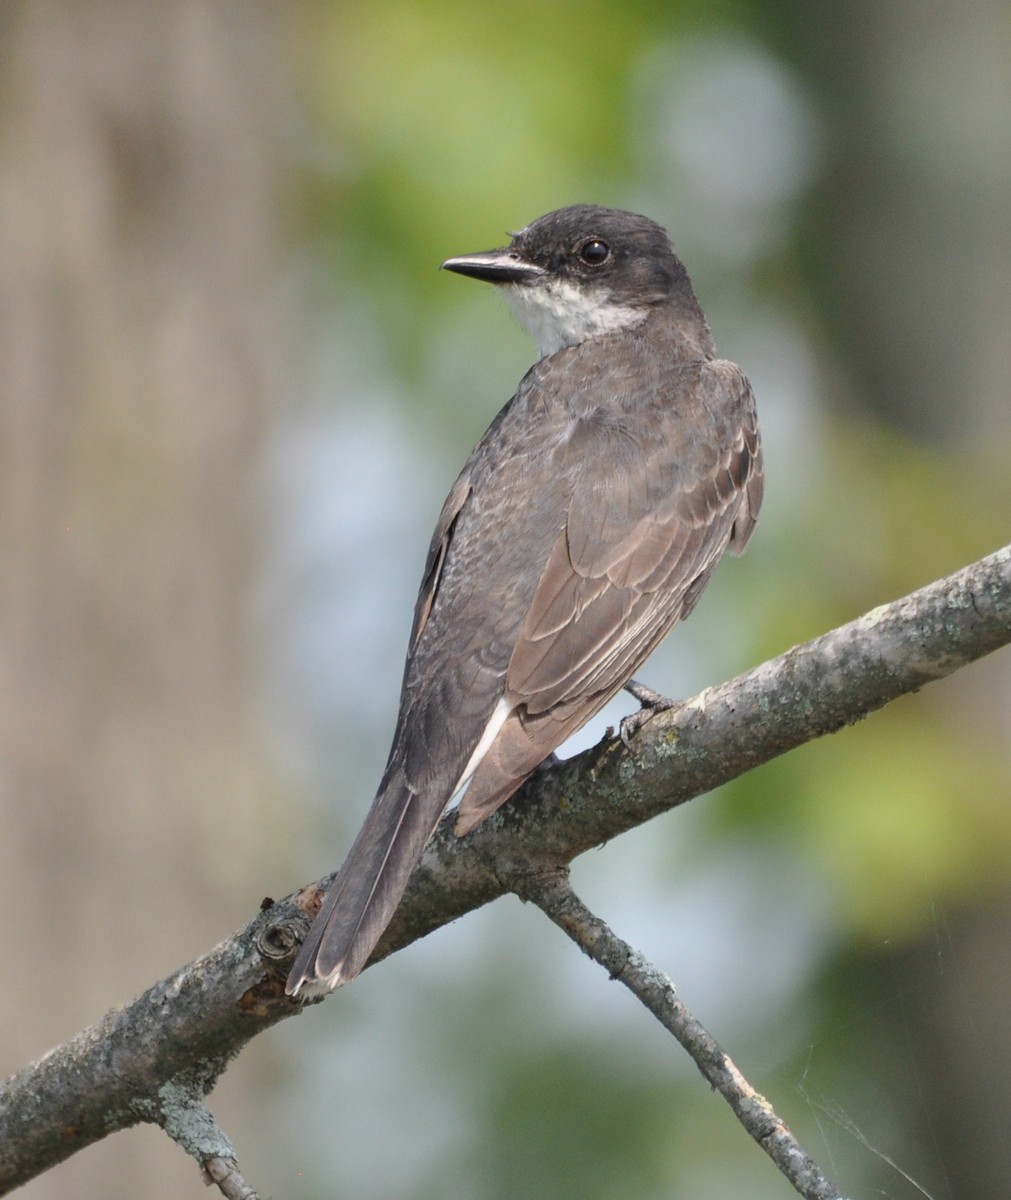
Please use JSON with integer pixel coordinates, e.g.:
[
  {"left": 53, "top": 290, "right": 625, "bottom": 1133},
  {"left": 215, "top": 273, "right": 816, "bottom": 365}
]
[{"left": 440, "top": 249, "right": 544, "bottom": 285}]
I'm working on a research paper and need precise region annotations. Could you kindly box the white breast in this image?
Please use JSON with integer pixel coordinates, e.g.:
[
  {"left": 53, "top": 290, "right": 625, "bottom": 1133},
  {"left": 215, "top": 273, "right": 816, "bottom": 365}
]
[{"left": 502, "top": 279, "right": 648, "bottom": 357}]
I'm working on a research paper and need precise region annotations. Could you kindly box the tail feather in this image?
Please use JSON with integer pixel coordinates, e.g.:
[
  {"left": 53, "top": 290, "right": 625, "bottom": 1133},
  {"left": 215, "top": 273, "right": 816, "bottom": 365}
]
[{"left": 285, "top": 774, "right": 445, "bottom": 995}]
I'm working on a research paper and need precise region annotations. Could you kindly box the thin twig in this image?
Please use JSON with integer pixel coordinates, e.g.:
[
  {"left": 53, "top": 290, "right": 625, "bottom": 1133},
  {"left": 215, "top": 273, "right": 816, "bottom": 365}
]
[
  {"left": 144, "top": 1081, "right": 261, "bottom": 1199},
  {"left": 519, "top": 868, "right": 850, "bottom": 1200},
  {"left": 202, "top": 1156, "right": 261, "bottom": 1200}
]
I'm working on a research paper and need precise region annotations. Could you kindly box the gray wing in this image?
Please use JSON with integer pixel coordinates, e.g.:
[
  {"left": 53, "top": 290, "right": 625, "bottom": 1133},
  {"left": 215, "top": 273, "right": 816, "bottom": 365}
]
[{"left": 456, "top": 357, "right": 762, "bottom": 831}]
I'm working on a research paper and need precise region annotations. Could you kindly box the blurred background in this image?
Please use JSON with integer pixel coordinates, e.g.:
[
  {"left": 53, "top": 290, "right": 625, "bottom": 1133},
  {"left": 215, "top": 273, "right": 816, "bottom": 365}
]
[{"left": 1, "top": 2, "right": 1010, "bottom": 1197}]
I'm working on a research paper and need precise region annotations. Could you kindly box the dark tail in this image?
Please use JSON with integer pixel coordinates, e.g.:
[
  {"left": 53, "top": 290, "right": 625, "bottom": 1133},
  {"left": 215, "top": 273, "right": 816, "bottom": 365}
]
[{"left": 285, "top": 773, "right": 445, "bottom": 995}]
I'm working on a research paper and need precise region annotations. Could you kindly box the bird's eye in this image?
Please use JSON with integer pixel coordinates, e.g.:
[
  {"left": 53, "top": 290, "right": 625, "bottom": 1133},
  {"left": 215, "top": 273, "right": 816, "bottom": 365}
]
[{"left": 578, "top": 238, "right": 610, "bottom": 265}]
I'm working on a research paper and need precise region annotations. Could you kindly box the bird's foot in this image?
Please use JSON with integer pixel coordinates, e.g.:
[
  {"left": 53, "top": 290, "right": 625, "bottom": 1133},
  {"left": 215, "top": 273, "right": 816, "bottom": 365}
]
[
  {"left": 534, "top": 751, "right": 562, "bottom": 774},
  {"left": 619, "top": 679, "right": 678, "bottom": 747}
]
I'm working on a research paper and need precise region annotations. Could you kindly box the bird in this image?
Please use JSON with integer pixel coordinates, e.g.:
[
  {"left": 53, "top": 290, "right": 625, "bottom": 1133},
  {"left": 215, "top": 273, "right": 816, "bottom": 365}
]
[{"left": 286, "top": 205, "right": 763, "bottom": 996}]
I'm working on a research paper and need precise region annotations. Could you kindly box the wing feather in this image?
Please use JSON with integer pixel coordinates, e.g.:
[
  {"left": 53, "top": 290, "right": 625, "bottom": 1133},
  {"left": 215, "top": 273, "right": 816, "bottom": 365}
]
[
  {"left": 447, "top": 357, "right": 760, "bottom": 834},
  {"left": 409, "top": 475, "right": 471, "bottom": 652},
  {"left": 507, "top": 359, "right": 760, "bottom": 715}
]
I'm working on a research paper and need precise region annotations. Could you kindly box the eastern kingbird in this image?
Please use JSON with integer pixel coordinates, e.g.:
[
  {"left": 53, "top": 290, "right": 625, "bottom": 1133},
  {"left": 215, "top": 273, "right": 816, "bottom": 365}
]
[{"left": 286, "top": 205, "right": 763, "bottom": 996}]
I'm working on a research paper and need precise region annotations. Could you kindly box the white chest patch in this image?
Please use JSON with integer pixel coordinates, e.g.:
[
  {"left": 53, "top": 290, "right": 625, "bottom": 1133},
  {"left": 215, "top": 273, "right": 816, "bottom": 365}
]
[{"left": 502, "top": 279, "right": 649, "bottom": 358}]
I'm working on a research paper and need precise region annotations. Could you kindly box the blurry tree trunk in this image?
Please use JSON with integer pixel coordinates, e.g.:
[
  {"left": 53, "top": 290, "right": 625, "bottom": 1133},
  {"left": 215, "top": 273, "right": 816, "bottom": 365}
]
[{"left": 0, "top": 3, "right": 296, "bottom": 1196}]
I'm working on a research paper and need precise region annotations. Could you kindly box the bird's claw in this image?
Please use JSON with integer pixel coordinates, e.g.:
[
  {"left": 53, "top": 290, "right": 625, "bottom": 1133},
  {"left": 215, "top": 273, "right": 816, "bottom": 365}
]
[
  {"left": 534, "top": 751, "right": 562, "bottom": 774},
  {"left": 619, "top": 678, "right": 678, "bottom": 747}
]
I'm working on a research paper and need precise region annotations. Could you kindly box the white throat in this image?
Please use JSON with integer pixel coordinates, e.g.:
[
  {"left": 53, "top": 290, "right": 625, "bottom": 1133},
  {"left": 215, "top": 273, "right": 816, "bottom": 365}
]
[{"left": 502, "top": 279, "right": 649, "bottom": 358}]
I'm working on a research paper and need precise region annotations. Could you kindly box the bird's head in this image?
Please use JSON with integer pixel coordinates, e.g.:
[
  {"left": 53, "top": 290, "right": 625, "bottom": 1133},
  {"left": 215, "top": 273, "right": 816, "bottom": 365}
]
[{"left": 441, "top": 205, "right": 702, "bottom": 358}]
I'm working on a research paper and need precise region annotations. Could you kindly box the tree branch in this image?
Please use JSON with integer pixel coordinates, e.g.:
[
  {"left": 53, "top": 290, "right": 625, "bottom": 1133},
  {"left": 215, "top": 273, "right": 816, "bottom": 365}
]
[
  {"left": 0, "top": 905, "right": 295, "bottom": 1196},
  {"left": 518, "top": 868, "right": 848, "bottom": 1200},
  {"left": 1, "top": 544, "right": 1008, "bottom": 1194}
]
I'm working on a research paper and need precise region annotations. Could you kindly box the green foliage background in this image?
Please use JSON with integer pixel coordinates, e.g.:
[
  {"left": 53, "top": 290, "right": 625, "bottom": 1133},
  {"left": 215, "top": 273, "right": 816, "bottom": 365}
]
[{"left": 265, "top": 3, "right": 1011, "bottom": 1199}]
